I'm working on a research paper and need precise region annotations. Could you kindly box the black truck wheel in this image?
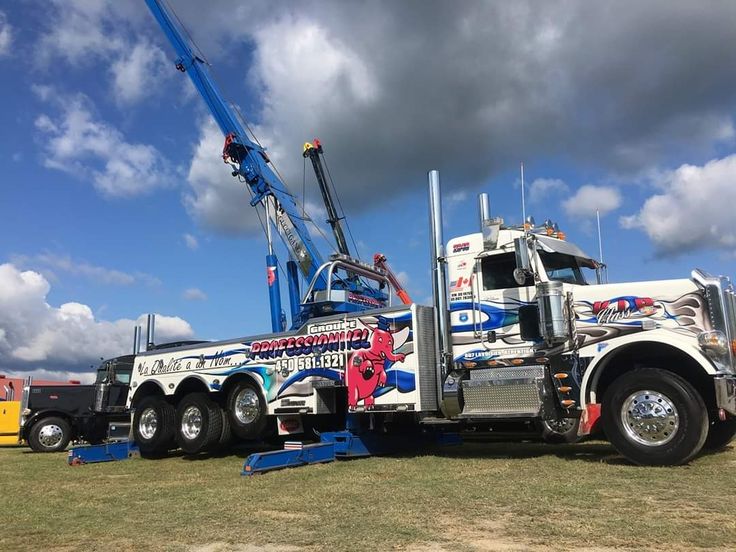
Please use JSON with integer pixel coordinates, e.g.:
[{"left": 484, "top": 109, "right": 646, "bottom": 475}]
[
  {"left": 703, "top": 417, "right": 736, "bottom": 451},
  {"left": 133, "top": 396, "right": 176, "bottom": 457},
  {"left": 602, "top": 368, "right": 708, "bottom": 466},
  {"left": 175, "top": 393, "right": 223, "bottom": 454},
  {"left": 538, "top": 417, "right": 581, "bottom": 444},
  {"left": 214, "top": 409, "right": 233, "bottom": 451},
  {"left": 227, "top": 380, "right": 267, "bottom": 440},
  {"left": 28, "top": 416, "right": 71, "bottom": 452}
]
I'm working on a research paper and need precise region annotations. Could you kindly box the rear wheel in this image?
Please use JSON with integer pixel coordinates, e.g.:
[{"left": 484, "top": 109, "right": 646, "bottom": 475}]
[
  {"left": 703, "top": 417, "right": 736, "bottom": 451},
  {"left": 133, "top": 396, "right": 176, "bottom": 457},
  {"left": 175, "top": 393, "right": 223, "bottom": 454},
  {"left": 28, "top": 416, "right": 71, "bottom": 452},
  {"left": 227, "top": 381, "right": 267, "bottom": 440},
  {"left": 602, "top": 368, "right": 708, "bottom": 466},
  {"left": 214, "top": 409, "right": 233, "bottom": 451}
]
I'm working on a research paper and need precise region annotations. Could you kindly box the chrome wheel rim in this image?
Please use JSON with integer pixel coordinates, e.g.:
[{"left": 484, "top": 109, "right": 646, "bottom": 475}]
[
  {"left": 544, "top": 418, "right": 576, "bottom": 434},
  {"left": 621, "top": 390, "right": 679, "bottom": 446},
  {"left": 38, "top": 424, "right": 63, "bottom": 448},
  {"left": 139, "top": 407, "right": 158, "bottom": 440},
  {"left": 234, "top": 388, "right": 260, "bottom": 425},
  {"left": 181, "top": 405, "right": 203, "bottom": 440}
]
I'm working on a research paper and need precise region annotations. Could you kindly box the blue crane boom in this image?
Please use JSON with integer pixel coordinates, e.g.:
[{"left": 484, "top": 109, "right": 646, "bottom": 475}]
[
  {"left": 145, "top": 0, "right": 390, "bottom": 330},
  {"left": 145, "top": 0, "right": 326, "bottom": 290}
]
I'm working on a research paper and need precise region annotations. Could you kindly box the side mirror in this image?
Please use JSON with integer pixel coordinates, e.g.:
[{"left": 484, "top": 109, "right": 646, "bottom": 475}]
[
  {"left": 514, "top": 236, "right": 533, "bottom": 285},
  {"left": 518, "top": 304, "right": 541, "bottom": 341}
]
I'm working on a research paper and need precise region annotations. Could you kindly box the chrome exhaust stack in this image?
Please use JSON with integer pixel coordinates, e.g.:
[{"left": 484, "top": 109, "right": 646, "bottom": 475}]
[
  {"left": 478, "top": 192, "right": 490, "bottom": 229},
  {"left": 146, "top": 314, "right": 156, "bottom": 351},
  {"left": 133, "top": 325, "right": 142, "bottom": 355},
  {"left": 428, "top": 170, "right": 452, "bottom": 403},
  {"left": 479, "top": 191, "right": 501, "bottom": 250}
]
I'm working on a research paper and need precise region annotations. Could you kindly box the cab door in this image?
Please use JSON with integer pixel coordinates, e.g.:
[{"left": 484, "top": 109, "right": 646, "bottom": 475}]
[
  {"left": 106, "top": 363, "right": 132, "bottom": 410},
  {"left": 471, "top": 251, "right": 537, "bottom": 361}
]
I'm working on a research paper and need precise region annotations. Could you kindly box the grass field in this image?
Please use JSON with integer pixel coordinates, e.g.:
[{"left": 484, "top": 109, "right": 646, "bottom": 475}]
[{"left": 1, "top": 439, "right": 735, "bottom": 551}]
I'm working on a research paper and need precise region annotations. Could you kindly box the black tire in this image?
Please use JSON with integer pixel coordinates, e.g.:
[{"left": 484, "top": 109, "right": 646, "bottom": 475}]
[
  {"left": 703, "top": 417, "right": 736, "bottom": 451},
  {"left": 215, "top": 408, "right": 233, "bottom": 451},
  {"left": 226, "top": 380, "right": 267, "bottom": 440},
  {"left": 602, "top": 368, "right": 708, "bottom": 466},
  {"left": 538, "top": 417, "right": 581, "bottom": 444},
  {"left": 28, "top": 416, "right": 71, "bottom": 453},
  {"left": 175, "top": 393, "right": 223, "bottom": 454},
  {"left": 84, "top": 420, "right": 108, "bottom": 445},
  {"left": 133, "top": 396, "right": 176, "bottom": 457}
]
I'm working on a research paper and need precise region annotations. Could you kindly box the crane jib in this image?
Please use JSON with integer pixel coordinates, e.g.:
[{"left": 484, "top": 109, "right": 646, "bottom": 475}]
[{"left": 145, "top": 0, "right": 328, "bottom": 291}]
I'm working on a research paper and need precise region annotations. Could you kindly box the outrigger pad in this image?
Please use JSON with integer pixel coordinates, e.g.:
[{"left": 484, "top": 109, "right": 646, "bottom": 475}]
[
  {"left": 241, "top": 430, "right": 462, "bottom": 476},
  {"left": 241, "top": 441, "right": 336, "bottom": 475},
  {"left": 67, "top": 440, "right": 140, "bottom": 465}
]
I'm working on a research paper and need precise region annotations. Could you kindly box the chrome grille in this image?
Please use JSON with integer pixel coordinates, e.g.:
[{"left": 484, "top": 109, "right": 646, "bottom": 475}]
[
  {"left": 726, "top": 285, "right": 736, "bottom": 368},
  {"left": 692, "top": 269, "right": 736, "bottom": 372}
]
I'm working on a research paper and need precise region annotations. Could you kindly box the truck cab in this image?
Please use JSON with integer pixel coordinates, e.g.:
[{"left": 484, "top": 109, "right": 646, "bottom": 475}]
[
  {"left": 442, "top": 208, "right": 736, "bottom": 464},
  {"left": 20, "top": 355, "right": 134, "bottom": 452}
]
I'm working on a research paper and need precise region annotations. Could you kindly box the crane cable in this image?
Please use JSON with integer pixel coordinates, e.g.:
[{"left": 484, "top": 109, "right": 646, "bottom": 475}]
[{"left": 320, "top": 148, "right": 361, "bottom": 260}]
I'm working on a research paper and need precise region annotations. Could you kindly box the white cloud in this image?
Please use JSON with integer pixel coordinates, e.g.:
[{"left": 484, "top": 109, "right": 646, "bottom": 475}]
[
  {"left": 0, "top": 11, "right": 13, "bottom": 57},
  {"left": 184, "top": 118, "right": 263, "bottom": 235},
  {"left": 183, "top": 288, "right": 208, "bottom": 301},
  {"left": 0, "top": 263, "right": 193, "bottom": 372},
  {"left": 34, "top": 2, "right": 168, "bottom": 106},
  {"left": 183, "top": 233, "right": 199, "bottom": 250},
  {"left": 562, "top": 185, "right": 622, "bottom": 218},
  {"left": 529, "top": 178, "right": 569, "bottom": 204},
  {"left": 621, "top": 154, "right": 736, "bottom": 254},
  {"left": 34, "top": 92, "right": 174, "bottom": 197},
  {"left": 110, "top": 40, "right": 169, "bottom": 105},
  {"left": 35, "top": 1, "right": 140, "bottom": 67},
  {"left": 174, "top": 0, "right": 736, "bottom": 213},
  {"left": 13, "top": 253, "right": 160, "bottom": 287},
  {"left": 396, "top": 271, "right": 410, "bottom": 287}
]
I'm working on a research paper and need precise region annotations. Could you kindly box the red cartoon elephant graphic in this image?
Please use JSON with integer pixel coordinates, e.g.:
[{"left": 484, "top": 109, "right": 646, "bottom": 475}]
[{"left": 348, "top": 316, "right": 408, "bottom": 408}]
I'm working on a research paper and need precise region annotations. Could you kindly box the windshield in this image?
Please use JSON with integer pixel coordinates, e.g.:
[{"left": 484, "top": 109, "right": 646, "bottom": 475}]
[
  {"left": 539, "top": 252, "right": 591, "bottom": 285},
  {"left": 95, "top": 361, "right": 132, "bottom": 384},
  {"left": 95, "top": 367, "right": 108, "bottom": 384}
]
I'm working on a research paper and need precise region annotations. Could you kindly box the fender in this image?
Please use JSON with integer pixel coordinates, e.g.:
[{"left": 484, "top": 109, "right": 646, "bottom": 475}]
[
  {"left": 129, "top": 379, "right": 168, "bottom": 408},
  {"left": 20, "top": 409, "right": 75, "bottom": 440},
  {"left": 580, "top": 329, "right": 717, "bottom": 406},
  {"left": 173, "top": 374, "right": 212, "bottom": 395},
  {"left": 576, "top": 329, "right": 717, "bottom": 435}
]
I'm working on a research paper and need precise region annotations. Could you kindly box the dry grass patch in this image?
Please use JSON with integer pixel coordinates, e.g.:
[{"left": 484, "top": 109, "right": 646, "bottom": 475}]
[{"left": 1, "top": 440, "right": 735, "bottom": 551}]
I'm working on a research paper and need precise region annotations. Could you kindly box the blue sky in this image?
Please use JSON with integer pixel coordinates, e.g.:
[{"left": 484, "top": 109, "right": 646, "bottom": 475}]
[{"left": 2, "top": 1, "right": 736, "bottom": 379}]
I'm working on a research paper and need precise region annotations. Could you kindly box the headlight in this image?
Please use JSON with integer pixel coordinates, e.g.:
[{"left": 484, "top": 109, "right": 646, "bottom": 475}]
[{"left": 698, "top": 330, "right": 730, "bottom": 357}]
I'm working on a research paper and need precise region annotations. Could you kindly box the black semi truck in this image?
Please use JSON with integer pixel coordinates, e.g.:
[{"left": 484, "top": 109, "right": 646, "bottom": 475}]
[{"left": 20, "top": 357, "right": 133, "bottom": 452}]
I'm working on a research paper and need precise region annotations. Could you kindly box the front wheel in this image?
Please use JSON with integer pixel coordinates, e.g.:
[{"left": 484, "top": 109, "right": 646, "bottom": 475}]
[
  {"left": 227, "top": 381, "right": 267, "bottom": 440},
  {"left": 133, "top": 396, "right": 176, "bottom": 457},
  {"left": 703, "top": 417, "right": 736, "bottom": 451},
  {"left": 602, "top": 368, "right": 708, "bottom": 466},
  {"left": 28, "top": 416, "right": 71, "bottom": 452}
]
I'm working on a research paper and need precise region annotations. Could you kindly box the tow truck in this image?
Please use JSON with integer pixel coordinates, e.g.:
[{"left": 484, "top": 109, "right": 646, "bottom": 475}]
[{"left": 71, "top": 1, "right": 736, "bottom": 466}]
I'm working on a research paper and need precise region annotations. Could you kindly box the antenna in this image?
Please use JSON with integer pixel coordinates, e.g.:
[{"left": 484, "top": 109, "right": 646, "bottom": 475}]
[
  {"left": 596, "top": 208, "right": 604, "bottom": 265},
  {"left": 520, "top": 162, "right": 526, "bottom": 229}
]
